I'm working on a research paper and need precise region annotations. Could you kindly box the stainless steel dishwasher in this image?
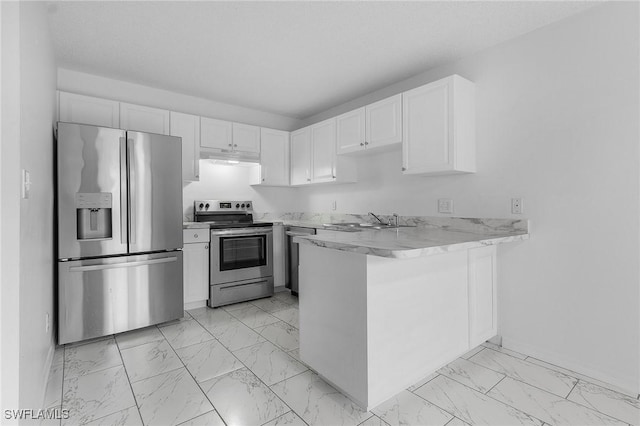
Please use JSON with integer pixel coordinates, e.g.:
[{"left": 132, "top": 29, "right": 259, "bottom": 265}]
[{"left": 285, "top": 226, "right": 316, "bottom": 295}]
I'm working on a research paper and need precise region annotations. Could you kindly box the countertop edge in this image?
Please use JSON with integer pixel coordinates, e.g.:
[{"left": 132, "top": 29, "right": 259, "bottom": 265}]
[{"left": 294, "top": 233, "right": 529, "bottom": 258}]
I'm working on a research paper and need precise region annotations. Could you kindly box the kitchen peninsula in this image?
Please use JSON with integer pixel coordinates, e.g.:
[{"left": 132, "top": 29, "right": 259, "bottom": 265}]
[{"left": 294, "top": 218, "right": 529, "bottom": 410}]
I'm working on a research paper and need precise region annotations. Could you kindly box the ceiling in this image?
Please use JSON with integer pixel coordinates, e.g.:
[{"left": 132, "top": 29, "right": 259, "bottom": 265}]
[{"left": 47, "top": 1, "right": 599, "bottom": 119}]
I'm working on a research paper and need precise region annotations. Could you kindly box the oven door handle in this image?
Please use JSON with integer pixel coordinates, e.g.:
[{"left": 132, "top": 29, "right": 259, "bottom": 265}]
[{"left": 210, "top": 227, "right": 273, "bottom": 237}]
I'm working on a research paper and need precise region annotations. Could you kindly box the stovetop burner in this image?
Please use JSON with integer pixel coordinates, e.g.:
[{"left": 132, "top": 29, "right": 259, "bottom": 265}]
[{"left": 193, "top": 199, "right": 272, "bottom": 229}]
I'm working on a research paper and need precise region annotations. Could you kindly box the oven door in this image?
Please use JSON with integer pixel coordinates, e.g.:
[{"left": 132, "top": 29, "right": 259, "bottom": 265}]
[{"left": 210, "top": 227, "right": 273, "bottom": 285}]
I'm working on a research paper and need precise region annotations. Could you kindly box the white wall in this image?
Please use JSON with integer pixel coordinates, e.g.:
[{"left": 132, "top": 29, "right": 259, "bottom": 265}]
[
  {"left": 182, "top": 161, "right": 299, "bottom": 220},
  {"left": 58, "top": 68, "right": 302, "bottom": 131},
  {"left": 298, "top": 3, "right": 640, "bottom": 392},
  {"left": 0, "top": 1, "right": 23, "bottom": 418},
  {"left": 18, "top": 1, "right": 57, "bottom": 413}
]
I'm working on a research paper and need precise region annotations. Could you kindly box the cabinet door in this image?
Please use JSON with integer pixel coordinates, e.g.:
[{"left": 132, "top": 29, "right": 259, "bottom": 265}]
[
  {"left": 170, "top": 112, "right": 200, "bottom": 182},
  {"left": 183, "top": 242, "right": 210, "bottom": 305},
  {"left": 290, "top": 128, "right": 311, "bottom": 185},
  {"left": 260, "top": 128, "right": 289, "bottom": 186},
  {"left": 120, "top": 102, "right": 170, "bottom": 135},
  {"left": 59, "top": 92, "right": 120, "bottom": 128},
  {"left": 367, "top": 94, "right": 402, "bottom": 149},
  {"left": 336, "top": 107, "right": 365, "bottom": 155},
  {"left": 402, "top": 79, "right": 452, "bottom": 174},
  {"left": 233, "top": 123, "right": 261, "bottom": 154},
  {"left": 468, "top": 245, "right": 497, "bottom": 348},
  {"left": 311, "top": 118, "right": 337, "bottom": 183},
  {"left": 201, "top": 117, "right": 233, "bottom": 151}
]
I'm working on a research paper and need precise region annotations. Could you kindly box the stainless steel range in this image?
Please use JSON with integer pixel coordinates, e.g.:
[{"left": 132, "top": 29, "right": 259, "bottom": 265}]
[{"left": 194, "top": 200, "right": 274, "bottom": 307}]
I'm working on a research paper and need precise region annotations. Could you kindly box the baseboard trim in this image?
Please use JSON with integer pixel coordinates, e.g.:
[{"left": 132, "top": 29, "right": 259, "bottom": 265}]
[{"left": 502, "top": 336, "right": 639, "bottom": 396}]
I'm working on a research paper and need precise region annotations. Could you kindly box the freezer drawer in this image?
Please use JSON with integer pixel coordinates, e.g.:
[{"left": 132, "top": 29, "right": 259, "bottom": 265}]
[{"left": 58, "top": 252, "right": 183, "bottom": 344}]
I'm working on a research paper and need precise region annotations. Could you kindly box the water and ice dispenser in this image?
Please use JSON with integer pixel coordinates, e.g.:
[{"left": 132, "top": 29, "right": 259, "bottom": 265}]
[{"left": 76, "top": 193, "right": 113, "bottom": 240}]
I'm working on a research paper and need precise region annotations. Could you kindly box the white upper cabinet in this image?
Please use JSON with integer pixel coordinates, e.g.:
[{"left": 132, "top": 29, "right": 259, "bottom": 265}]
[
  {"left": 259, "top": 128, "right": 290, "bottom": 186},
  {"left": 170, "top": 111, "right": 200, "bottom": 182},
  {"left": 402, "top": 75, "right": 475, "bottom": 175},
  {"left": 59, "top": 92, "right": 120, "bottom": 128},
  {"left": 291, "top": 119, "right": 357, "bottom": 186},
  {"left": 336, "top": 107, "right": 366, "bottom": 154},
  {"left": 290, "top": 127, "right": 311, "bottom": 185},
  {"left": 232, "top": 123, "right": 260, "bottom": 154},
  {"left": 337, "top": 94, "right": 402, "bottom": 155},
  {"left": 311, "top": 118, "right": 337, "bottom": 183},
  {"left": 200, "top": 117, "right": 233, "bottom": 151},
  {"left": 120, "top": 102, "right": 170, "bottom": 135},
  {"left": 367, "top": 94, "right": 402, "bottom": 149},
  {"left": 200, "top": 118, "right": 260, "bottom": 159}
]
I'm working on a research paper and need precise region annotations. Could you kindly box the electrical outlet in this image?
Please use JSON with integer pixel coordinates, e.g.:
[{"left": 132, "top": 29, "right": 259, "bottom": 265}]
[
  {"left": 331, "top": 200, "right": 337, "bottom": 211},
  {"left": 22, "top": 169, "right": 31, "bottom": 199},
  {"left": 438, "top": 198, "right": 454, "bottom": 214},
  {"left": 511, "top": 198, "right": 523, "bottom": 214},
  {"left": 45, "top": 312, "right": 50, "bottom": 333}
]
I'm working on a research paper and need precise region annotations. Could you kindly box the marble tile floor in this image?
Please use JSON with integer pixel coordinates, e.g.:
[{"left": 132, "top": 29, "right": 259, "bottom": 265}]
[{"left": 43, "top": 291, "right": 639, "bottom": 426}]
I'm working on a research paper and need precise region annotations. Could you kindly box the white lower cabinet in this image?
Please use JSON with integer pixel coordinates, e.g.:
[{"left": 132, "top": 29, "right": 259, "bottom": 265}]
[
  {"left": 183, "top": 229, "right": 210, "bottom": 308},
  {"left": 468, "top": 245, "right": 497, "bottom": 348}
]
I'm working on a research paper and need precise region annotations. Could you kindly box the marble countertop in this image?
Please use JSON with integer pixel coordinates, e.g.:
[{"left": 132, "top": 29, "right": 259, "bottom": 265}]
[{"left": 294, "top": 227, "right": 529, "bottom": 259}]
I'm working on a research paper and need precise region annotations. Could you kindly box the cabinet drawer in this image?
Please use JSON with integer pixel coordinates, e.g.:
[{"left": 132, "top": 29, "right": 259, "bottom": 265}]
[{"left": 183, "top": 229, "right": 210, "bottom": 243}]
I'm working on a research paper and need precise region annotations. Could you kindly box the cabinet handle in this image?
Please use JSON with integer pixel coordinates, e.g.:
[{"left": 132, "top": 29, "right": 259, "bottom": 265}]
[
  {"left": 233, "top": 144, "right": 237, "bottom": 147},
  {"left": 228, "top": 143, "right": 232, "bottom": 147},
  {"left": 307, "top": 178, "right": 311, "bottom": 182},
  {"left": 402, "top": 167, "right": 406, "bottom": 171},
  {"left": 360, "top": 143, "right": 364, "bottom": 146},
  {"left": 204, "top": 245, "right": 208, "bottom": 249},
  {"left": 262, "top": 178, "right": 265, "bottom": 182},
  {"left": 364, "top": 141, "right": 369, "bottom": 145}
]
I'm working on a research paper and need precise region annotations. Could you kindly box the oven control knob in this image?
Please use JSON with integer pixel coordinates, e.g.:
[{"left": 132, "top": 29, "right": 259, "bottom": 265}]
[
  {"left": 246, "top": 203, "right": 251, "bottom": 209},
  {"left": 198, "top": 203, "right": 204, "bottom": 209},
  {"left": 205, "top": 203, "right": 210, "bottom": 209},
  {"left": 241, "top": 203, "right": 245, "bottom": 208},
  {"left": 236, "top": 203, "right": 240, "bottom": 208}
]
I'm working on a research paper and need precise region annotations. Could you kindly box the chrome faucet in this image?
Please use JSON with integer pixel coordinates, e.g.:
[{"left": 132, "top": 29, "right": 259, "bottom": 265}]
[
  {"left": 392, "top": 213, "right": 399, "bottom": 227},
  {"left": 368, "top": 212, "right": 385, "bottom": 225}
]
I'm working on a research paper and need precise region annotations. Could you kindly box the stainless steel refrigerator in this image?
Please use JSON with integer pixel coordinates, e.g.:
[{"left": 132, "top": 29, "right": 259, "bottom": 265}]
[{"left": 56, "top": 122, "right": 184, "bottom": 344}]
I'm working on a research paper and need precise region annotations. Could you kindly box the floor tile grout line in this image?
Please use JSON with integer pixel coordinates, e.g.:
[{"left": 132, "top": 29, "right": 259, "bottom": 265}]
[
  {"left": 183, "top": 301, "right": 304, "bottom": 425},
  {"left": 465, "top": 348, "right": 580, "bottom": 397},
  {"left": 415, "top": 375, "right": 550, "bottom": 426},
  {"left": 564, "top": 378, "right": 579, "bottom": 399},
  {"left": 554, "top": 379, "right": 637, "bottom": 426},
  {"left": 526, "top": 355, "right": 639, "bottom": 400},
  {"left": 112, "top": 336, "right": 144, "bottom": 426},
  {"left": 479, "top": 373, "right": 631, "bottom": 426},
  {"left": 169, "top": 332, "right": 231, "bottom": 426},
  {"left": 484, "top": 374, "right": 507, "bottom": 395}
]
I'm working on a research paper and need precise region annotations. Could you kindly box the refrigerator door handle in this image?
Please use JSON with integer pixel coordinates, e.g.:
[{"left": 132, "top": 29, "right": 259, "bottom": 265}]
[
  {"left": 127, "top": 140, "right": 136, "bottom": 244},
  {"left": 119, "top": 137, "right": 128, "bottom": 243},
  {"left": 69, "top": 256, "right": 177, "bottom": 272}
]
